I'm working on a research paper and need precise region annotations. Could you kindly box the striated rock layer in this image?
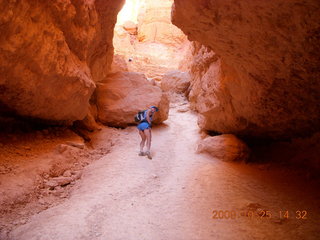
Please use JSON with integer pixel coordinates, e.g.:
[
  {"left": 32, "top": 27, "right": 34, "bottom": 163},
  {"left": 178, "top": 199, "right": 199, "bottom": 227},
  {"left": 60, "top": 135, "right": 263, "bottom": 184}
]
[
  {"left": 172, "top": 0, "right": 320, "bottom": 139},
  {"left": 0, "top": 0, "right": 124, "bottom": 123}
]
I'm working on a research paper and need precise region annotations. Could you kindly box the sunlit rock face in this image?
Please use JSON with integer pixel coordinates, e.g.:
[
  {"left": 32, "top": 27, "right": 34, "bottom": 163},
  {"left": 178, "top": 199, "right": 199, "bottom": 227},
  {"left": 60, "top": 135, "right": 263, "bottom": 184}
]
[
  {"left": 138, "top": 0, "right": 186, "bottom": 46},
  {"left": 0, "top": 0, "right": 124, "bottom": 123},
  {"left": 112, "top": 0, "right": 189, "bottom": 81},
  {"left": 172, "top": 0, "right": 320, "bottom": 139}
]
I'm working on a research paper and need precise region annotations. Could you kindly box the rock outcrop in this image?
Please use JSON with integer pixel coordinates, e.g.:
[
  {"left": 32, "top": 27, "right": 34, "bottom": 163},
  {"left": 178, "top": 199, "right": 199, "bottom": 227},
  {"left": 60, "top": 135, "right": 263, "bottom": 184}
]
[
  {"left": 172, "top": 0, "right": 320, "bottom": 139},
  {"left": 197, "top": 134, "right": 250, "bottom": 162},
  {"left": 96, "top": 72, "right": 169, "bottom": 127},
  {"left": 0, "top": 0, "right": 124, "bottom": 123}
]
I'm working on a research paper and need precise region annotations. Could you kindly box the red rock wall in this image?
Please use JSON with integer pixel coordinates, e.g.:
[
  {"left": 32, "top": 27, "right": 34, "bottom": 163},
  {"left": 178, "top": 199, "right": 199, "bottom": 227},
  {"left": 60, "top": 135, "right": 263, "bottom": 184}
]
[
  {"left": 0, "top": 0, "right": 124, "bottom": 123},
  {"left": 172, "top": 0, "right": 320, "bottom": 139}
]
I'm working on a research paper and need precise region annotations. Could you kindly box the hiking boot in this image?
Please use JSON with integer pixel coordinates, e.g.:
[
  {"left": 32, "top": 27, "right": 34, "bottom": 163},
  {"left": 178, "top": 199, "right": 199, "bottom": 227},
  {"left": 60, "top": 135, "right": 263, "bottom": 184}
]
[
  {"left": 139, "top": 151, "right": 145, "bottom": 156},
  {"left": 145, "top": 151, "right": 152, "bottom": 159}
]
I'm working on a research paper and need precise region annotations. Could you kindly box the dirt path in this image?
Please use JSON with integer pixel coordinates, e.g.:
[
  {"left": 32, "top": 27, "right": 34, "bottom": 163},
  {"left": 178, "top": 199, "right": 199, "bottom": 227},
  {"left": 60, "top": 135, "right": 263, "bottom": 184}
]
[{"left": 9, "top": 108, "right": 320, "bottom": 240}]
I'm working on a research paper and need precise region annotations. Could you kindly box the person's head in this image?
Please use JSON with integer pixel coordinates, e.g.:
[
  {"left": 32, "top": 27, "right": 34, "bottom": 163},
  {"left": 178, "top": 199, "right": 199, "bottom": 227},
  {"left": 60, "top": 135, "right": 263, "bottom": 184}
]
[{"left": 150, "top": 106, "right": 159, "bottom": 113}]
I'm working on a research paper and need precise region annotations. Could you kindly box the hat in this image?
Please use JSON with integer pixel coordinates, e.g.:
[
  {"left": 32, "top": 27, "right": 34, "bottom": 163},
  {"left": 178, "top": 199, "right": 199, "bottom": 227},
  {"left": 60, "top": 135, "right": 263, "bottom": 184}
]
[{"left": 150, "top": 106, "right": 159, "bottom": 112}]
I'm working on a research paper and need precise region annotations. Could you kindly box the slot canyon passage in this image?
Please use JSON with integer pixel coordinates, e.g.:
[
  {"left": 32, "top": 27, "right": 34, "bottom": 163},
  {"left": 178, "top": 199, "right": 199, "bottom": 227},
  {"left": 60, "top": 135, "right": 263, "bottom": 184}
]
[{"left": 0, "top": 0, "right": 320, "bottom": 239}]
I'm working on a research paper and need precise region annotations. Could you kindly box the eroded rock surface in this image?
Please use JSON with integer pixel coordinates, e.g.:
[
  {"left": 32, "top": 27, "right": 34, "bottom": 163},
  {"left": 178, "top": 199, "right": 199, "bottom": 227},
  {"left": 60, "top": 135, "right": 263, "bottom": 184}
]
[
  {"left": 96, "top": 72, "right": 169, "bottom": 127},
  {"left": 161, "top": 70, "right": 190, "bottom": 94},
  {"left": 0, "top": 0, "right": 124, "bottom": 123},
  {"left": 172, "top": 0, "right": 320, "bottom": 139}
]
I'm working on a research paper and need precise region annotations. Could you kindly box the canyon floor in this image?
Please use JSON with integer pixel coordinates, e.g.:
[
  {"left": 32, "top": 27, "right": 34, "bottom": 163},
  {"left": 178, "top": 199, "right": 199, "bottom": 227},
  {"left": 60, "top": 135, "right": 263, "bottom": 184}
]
[{"left": 1, "top": 103, "right": 320, "bottom": 240}]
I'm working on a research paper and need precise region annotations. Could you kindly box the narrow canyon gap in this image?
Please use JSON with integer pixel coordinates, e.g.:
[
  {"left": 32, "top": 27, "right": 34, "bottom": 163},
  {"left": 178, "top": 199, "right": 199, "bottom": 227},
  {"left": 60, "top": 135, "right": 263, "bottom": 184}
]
[{"left": 0, "top": 0, "right": 319, "bottom": 239}]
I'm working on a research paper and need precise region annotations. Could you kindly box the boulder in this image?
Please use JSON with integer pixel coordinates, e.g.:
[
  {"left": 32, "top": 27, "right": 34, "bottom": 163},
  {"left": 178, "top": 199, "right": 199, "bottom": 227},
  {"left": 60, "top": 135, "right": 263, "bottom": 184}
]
[
  {"left": 0, "top": 0, "right": 124, "bottom": 123},
  {"left": 161, "top": 70, "right": 190, "bottom": 94},
  {"left": 96, "top": 72, "right": 169, "bottom": 127},
  {"left": 197, "top": 134, "right": 250, "bottom": 162},
  {"left": 45, "top": 176, "right": 74, "bottom": 188},
  {"left": 172, "top": 0, "right": 320, "bottom": 139}
]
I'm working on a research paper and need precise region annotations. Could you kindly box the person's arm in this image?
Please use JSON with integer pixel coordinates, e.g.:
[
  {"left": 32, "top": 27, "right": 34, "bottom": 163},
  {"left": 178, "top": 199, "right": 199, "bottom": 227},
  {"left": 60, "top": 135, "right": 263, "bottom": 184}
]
[{"left": 146, "top": 109, "right": 151, "bottom": 125}]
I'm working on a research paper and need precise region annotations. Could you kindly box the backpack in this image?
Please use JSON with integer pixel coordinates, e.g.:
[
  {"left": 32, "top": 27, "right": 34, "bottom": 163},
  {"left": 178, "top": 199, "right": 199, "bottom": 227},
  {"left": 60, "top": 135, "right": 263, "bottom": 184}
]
[{"left": 134, "top": 110, "right": 146, "bottom": 122}]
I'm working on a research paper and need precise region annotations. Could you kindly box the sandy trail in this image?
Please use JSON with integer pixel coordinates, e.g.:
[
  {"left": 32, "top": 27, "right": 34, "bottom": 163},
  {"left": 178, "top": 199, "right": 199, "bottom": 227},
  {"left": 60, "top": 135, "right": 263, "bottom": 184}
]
[{"left": 10, "top": 109, "right": 320, "bottom": 240}]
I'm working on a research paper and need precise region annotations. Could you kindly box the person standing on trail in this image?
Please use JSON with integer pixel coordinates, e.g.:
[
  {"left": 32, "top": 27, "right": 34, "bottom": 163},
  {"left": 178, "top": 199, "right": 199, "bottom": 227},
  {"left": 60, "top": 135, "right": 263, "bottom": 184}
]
[{"left": 137, "top": 106, "right": 159, "bottom": 159}]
